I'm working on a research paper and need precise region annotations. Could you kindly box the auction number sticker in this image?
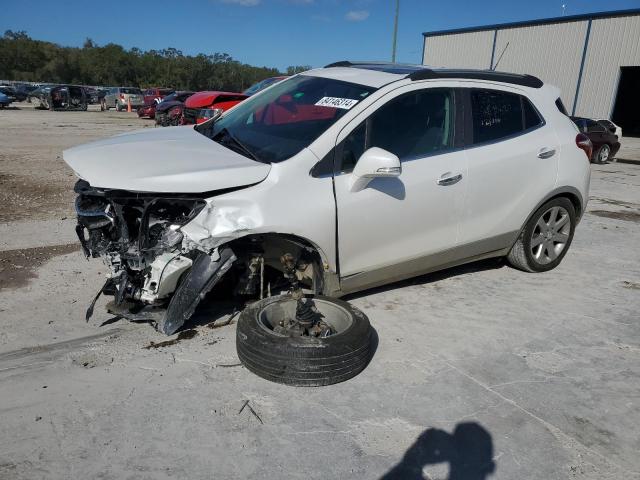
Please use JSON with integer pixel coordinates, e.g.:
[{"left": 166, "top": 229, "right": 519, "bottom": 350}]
[{"left": 315, "top": 97, "right": 359, "bottom": 109}]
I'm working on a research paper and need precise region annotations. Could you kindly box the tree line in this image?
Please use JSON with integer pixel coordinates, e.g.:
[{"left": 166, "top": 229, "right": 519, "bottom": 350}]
[{"left": 0, "top": 31, "right": 311, "bottom": 91}]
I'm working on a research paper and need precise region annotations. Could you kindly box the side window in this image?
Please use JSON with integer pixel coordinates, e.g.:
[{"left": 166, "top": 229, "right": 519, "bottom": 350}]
[
  {"left": 555, "top": 98, "right": 569, "bottom": 116},
  {"left": 523, "top": 97, "right": 543, "bottom": 130},
  {"left": 586, "top": 119, "right": 605, "bottom": 132},
  {"left": 369, "top": 89, "right": 454, "bottom": 160},
  {"left": 471, "top": 90, "right": 523, "bottom": 144},
  {"left": 471, "top": 90, "right": 543, "bottom": 144},
  {"left": 340, "top": 122, "right": 366, "bottom": 172},
  {"left": 338, "top": 88, "right": 455, "bottom": 172}
]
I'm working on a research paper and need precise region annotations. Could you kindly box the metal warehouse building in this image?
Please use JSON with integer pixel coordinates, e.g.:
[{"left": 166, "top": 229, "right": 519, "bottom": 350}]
[{"left": 421, "top": 9, "right": 640, "bottom": 136}]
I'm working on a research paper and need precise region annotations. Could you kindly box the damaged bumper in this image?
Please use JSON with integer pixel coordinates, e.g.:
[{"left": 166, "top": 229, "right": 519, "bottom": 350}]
[{"left": 74, "top": 180, "right": 232, "bottom": 334}]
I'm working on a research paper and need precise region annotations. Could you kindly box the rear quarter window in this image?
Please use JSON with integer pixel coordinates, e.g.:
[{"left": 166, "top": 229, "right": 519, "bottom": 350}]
[
  {"left": 555, "top": 98, "right": 569, "bottom": 116},
  {"left": 470, "top": 89, "right": 544, "bottom": 145}
]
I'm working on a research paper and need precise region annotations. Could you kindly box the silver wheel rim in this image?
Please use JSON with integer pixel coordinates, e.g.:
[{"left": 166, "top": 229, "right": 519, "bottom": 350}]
[
  {"left": 599, "top": 145, "right": 610, "bottom": 162},
  {"left": 530, "top": 206, "right": 571, "bottom": 265}
]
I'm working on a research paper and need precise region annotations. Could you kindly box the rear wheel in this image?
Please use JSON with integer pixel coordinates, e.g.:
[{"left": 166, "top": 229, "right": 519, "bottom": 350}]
[
  {"left": 595, "top": 144, "right": 610, "bottom": 164},
  {"left": 507, "top": 197, "right": 576, "bottom": 273}
]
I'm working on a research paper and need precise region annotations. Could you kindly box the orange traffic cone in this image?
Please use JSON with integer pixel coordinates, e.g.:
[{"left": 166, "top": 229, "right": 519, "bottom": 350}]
[{"left": 127, "top": 97, "right": 132, "bottom": 113}]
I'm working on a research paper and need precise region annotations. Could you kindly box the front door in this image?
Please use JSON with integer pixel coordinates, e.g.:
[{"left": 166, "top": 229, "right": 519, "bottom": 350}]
[{"left": 332, "top": 86, "right": 468, "bottom": 292}]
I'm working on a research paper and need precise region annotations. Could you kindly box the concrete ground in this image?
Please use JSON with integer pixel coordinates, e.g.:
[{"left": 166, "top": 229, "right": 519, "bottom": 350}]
[
  {"left": 617, "top": 136, "right": 640, "bottom": 164},
  {"left": 0, "top": 105, "right": 639, "bottom": 480}
]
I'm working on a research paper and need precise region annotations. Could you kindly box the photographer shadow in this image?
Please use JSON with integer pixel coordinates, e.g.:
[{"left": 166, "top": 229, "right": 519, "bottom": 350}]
[{"left": 381, "top": 422, "right": 495, "bottom": 480}]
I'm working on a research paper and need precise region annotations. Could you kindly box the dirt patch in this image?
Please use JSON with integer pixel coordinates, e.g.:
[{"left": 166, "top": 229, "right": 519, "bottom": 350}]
[
  {"left": 143, "top": 329, "right": 199, "bottom": 349},
  {"left": 0, "top": 173, "right": 72, "bottom": 222},
  {"left": 0, "top": 243, "right": 80, "bottom": 290},
  {"left": 588, "top": 210, "right": 640, "bottom": 223}
]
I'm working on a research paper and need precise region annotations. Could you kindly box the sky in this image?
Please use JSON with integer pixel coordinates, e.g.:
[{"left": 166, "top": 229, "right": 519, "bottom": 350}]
[{"left": 2, "top": 0, "right": 639, "bottom": 71}]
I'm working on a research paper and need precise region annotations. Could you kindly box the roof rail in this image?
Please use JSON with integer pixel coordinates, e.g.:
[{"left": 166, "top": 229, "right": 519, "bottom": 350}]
[
  {"left": 323, "top": 62, "right": 544, "bottom": 88},
  {"left": 324, "top": 61, "right": 399, "bottom": 68},
  {"left": 408, "top": 69, "right": 544, "bottom": 88}
]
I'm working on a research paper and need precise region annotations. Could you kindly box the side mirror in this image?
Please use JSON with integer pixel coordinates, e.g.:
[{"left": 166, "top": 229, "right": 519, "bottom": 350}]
[{"left": 349, "top": 147, "right": 401, "bottom": 192}]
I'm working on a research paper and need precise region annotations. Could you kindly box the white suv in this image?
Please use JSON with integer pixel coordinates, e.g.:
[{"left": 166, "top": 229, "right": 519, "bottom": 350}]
[{"left": 65, "top": 62, "right": 592, "bottom": 335}]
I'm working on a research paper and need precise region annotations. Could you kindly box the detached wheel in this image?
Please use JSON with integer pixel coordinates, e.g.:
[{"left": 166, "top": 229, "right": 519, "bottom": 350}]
[
  {"left": 594, "top": 144, "right": 610, "bottom": 164},
  {"left": 237, "top": 295, "right": 373, "bottom": 386},
  {"left": 507, "top": 197, "right": 576, "bottom": 273}
]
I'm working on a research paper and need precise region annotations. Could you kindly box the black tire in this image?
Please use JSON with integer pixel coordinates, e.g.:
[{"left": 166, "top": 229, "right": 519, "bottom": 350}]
[
  {"left": 236, "top": 295, "right": 373, "bottom": 386},
  {"left": 507, "top": 197, "right": 576, "bottom": 273},
  {"left": 594, "top": 144, "right": 610, "bottom": 164}
]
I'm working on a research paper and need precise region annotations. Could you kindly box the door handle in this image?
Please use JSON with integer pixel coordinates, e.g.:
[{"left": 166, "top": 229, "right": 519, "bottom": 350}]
[
  {"left": 537, "top": 147, "right": 556, "bottom": 159},
  {"left": 437, "top": 172, "right": 463, "bottom": 186}
]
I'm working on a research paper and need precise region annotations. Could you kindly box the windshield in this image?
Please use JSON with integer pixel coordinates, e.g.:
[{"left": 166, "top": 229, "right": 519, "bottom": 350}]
[
  {"left": 121, "top": 88, "right": 142, "bottom": 95},
  {"left": 197, "top": 75, "right": 375, "bottom": 163}
]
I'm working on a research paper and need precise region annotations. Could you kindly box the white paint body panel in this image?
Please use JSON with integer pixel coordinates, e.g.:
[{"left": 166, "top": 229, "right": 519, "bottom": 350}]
[
  {"left": 457, "top": 83, "right": 560, "bottom": 244},
  {"left": 66, "top": 71, "right": 591, "bottom": 295},
  {"left": 63, "top": 126, "right": 271, "bottom": 193}
]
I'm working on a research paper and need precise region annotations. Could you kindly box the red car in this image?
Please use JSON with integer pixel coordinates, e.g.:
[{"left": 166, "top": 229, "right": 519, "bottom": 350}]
[
  {"left": 143, "top": 87, "right": 174, "bottom": 105},
  {"left": 182, "top": 91, "right": 248, "bottom": 125},
  {"left": 137, "top": 103, "right": 157, "bottom": 119}
]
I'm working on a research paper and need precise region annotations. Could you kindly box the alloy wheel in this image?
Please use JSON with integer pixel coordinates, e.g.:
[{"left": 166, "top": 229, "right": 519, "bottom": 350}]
[
  {"left": 530, "top": 206, "right": 571, "bottom": 265},
  {"left": 598, "top": 145, "right": 610, "bottom": 163}
]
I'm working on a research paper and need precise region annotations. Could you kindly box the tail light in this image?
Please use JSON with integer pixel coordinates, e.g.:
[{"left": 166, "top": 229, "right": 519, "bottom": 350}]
[
  {"left": 119, "top": 93, "right": 125, "bottom": 100},
  {"left": 576, "top": 133, "right": 593, "bottom": 160}
]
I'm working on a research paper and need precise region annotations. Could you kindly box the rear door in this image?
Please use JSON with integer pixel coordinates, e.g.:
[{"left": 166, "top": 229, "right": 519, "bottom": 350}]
[{"left": 458, "top": 87, "right": 559, "bottom": 247}]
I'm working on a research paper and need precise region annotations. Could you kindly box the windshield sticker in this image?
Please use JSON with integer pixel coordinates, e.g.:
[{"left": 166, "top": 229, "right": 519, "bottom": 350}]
[{"left": 315, "top": 97, "right": 359, "bottom": 110}]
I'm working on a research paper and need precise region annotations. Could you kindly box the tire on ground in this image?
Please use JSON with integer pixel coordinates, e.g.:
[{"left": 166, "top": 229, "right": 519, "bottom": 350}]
[
  {"left": 236, "top": 295, "right": 373, "bottom": 386},
  {"left": 507, "top": 196, "right": 576, "bottom": 273}
]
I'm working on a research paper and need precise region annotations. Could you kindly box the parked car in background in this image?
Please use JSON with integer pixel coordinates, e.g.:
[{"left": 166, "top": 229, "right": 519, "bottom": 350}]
[
  {"left": 64, "top": 63, "right": 591, "bottom": 344},
  {"left": 0, "top": 86, "right": 17, "bottom": 107},
  {"left": 84, "top": 87, "right": 106, "bottom": 105},
  {"left": 182, "top": 91, "right": 248, "bottom": 124},
  {"left": 102, "top": 87, "right": 144, "bottom": 111},
  {"left": 29, "top": 85, "right": 87, "bottom": 111},
  {"left": 242, "top": 76, "right": 288, "bottom": 96},
  {"left": 154, "top": 91, "right": 194, "bottom": 126},
  {"left": 0, "top": 85, "right": 28, "bottom": 102},
  {"left": 571, "top": 116, "right": 620, "bottom": 163},
  {"left": 143, "top": 87, "right": 174, "bottom": 105},
  {"left": 137, "top": 103, "right": 157, "bottom": 119},
  {"left": 0, "top": 89, "right": 15, "bottom": 108},
  {"left": 597, "top": 119, "right": 622, "bottom": 139},
  {"left": 13, "top": 83, "right": 38, "bottom": 100}
]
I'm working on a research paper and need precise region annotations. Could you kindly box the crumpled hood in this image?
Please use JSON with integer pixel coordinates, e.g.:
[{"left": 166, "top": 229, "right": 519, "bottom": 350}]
[
  {"left": 63, "top": 126, "right": 271, "bottom": 193},
  {"left": 184, "top": 91, "right": 247, "bottom": 109}
]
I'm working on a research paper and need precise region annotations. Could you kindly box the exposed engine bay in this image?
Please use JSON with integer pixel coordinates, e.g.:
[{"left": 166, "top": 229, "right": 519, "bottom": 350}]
[{"left": 74, "top": 180, "right": 322, "bottom": 335}]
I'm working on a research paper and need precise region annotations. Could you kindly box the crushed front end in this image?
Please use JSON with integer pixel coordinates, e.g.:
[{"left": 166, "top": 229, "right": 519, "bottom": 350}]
[{"left": 74, "top": 180, "right": 236, "bottom": 334}]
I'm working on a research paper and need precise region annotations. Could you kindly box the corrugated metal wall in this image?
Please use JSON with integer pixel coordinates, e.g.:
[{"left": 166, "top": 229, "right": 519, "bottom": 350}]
[
  {"left": 422, "top": 12, "right": 640, "bottom": 119},
  {"left": 492, "top": 22, "right": 587, "bottom": 109},
  {"left": 576, "top": 15, "right": 640, "bottom": 118},
  {"left": 422, "top": 30, "right": 495, "bottom": 69}
]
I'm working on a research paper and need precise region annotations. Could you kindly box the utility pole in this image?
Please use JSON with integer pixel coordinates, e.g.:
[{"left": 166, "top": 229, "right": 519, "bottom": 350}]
[{"left": 391, "top": 0, "right": 400, "bottom": 62}]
